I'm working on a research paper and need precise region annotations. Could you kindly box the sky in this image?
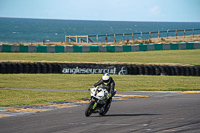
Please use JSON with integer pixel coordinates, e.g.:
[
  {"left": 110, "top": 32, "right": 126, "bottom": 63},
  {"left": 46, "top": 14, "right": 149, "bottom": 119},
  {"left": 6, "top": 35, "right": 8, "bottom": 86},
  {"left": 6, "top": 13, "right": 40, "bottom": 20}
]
[{"left": 0, "top": 0, "right": 200, "bottom": 22}]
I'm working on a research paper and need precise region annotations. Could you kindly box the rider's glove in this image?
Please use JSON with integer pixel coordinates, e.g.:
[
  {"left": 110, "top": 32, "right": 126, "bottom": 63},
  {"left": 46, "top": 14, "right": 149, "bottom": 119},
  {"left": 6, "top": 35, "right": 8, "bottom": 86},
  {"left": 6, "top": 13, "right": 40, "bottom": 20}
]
[{"left": 106, "top": 93, "right": 112, "bottom": 99}]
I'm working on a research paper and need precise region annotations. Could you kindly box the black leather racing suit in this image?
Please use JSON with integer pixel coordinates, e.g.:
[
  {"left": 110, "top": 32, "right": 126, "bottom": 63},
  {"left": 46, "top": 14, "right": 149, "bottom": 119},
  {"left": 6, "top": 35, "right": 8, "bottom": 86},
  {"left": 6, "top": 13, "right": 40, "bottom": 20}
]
[{"left": 93, "top": 77, "right": 115, "bottom": 97}]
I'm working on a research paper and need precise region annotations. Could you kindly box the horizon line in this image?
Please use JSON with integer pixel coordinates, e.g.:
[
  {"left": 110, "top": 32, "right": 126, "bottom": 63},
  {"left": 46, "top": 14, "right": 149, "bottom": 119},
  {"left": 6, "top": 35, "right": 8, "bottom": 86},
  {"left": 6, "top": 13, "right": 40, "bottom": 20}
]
[{"left": 1, "top": 17, "right": 200, "bottom": 23}]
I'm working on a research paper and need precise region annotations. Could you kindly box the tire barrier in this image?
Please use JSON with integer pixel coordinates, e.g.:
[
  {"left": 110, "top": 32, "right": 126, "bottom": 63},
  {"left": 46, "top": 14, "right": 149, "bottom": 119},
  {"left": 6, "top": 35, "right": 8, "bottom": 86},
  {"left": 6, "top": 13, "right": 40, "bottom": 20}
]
[
  {"left": 0, "top": 62, "right": 200, "bottom": 76},
  {"left": 1, "top": 42, "right": 200, "bottom": 53}
]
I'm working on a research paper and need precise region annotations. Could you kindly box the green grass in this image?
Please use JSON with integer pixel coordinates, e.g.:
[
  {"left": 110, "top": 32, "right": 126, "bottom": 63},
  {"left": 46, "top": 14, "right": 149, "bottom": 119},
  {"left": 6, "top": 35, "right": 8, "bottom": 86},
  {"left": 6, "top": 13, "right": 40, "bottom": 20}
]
[
  {"left": 1, "top": 74, "right": 199, "bottom": 107},
  {"left": 0, "top": 74, "right": 97, "bottom": 90},
  {"left": 0, "top": 89, "right": 89, "bottom": 107},
  {"left": 1, "top": 49, "right": 200, "bottom": 65},
  {"left": 1, "top": 49, "right": 200, "bottom": 107},
  {"left": 1, "top": 74, "right": 199, "bottom": 91},
  {"left": 0, "top": 74, "right": 199, "bottom": 106}
]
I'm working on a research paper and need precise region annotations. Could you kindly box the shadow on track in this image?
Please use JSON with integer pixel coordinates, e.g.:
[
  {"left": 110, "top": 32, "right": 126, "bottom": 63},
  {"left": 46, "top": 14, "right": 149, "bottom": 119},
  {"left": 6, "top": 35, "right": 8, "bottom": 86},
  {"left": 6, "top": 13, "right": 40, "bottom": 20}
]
[
  {"left": 92, "top": 113, "right": 161, "bottom": 117},
  {"left": 106, "top": 114, "right": 161, "bottom": 117}
]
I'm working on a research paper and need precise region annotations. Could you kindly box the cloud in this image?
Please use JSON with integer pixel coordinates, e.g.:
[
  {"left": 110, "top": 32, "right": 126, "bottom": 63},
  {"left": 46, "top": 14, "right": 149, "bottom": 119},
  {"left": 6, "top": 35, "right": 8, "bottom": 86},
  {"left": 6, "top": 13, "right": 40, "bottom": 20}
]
[{"left": 149, "top": 6, "right": 161, "bottom": 16}]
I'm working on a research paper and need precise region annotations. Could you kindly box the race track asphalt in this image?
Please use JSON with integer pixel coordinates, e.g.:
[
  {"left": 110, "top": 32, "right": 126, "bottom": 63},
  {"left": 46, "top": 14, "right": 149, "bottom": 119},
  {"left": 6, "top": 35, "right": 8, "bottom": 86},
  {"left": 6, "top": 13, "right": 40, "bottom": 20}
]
[{"left": 0, "top": 91, "right": 200, "bottom": 133}]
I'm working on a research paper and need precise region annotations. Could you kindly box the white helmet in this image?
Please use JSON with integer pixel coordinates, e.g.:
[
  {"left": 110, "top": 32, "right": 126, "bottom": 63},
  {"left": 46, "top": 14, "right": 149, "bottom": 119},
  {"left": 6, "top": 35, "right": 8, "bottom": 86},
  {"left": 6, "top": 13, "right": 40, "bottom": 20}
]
[{"left": 102, "top": 73, "right": 110, "bottom": 83}]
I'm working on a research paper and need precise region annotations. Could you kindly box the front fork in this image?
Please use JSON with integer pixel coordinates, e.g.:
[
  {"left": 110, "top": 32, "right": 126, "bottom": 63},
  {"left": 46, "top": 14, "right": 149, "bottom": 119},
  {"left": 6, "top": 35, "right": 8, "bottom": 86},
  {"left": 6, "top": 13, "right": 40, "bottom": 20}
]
[
  {"left": 90, "top": 98, "right": 97, "bottom": 110},
  {"left": 91, "top": 100, "right": 107, "bottom": 113},
  {"left": 92, "top": 102, "right": 97, "bottom": 110}
]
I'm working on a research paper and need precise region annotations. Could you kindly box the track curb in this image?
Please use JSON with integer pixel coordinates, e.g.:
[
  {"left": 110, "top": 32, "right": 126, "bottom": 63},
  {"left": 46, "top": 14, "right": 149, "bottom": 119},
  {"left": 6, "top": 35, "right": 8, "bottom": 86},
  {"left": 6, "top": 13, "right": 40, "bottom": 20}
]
[{"left": 0, "top": 93, "right": 148, "bottom": 119}]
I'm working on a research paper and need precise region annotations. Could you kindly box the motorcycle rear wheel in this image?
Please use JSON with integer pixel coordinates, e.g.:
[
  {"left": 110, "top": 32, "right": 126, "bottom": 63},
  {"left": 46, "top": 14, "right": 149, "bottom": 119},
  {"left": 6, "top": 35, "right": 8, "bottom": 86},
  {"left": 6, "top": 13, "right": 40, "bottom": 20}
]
[{"left": 85, "top": 101, "right": 94, "bottom": 117}]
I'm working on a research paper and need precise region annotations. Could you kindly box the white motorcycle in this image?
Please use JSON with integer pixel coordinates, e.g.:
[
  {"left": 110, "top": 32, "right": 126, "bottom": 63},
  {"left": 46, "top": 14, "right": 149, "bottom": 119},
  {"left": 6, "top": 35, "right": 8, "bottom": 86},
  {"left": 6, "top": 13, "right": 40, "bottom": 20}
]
[{"left": 85, "top": 86, "right": 116, "bottom": 117}]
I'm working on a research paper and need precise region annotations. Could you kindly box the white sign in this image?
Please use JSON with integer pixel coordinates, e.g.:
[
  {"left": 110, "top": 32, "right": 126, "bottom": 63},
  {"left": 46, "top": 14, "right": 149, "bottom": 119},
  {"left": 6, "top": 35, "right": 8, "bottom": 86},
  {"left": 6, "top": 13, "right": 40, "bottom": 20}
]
[
  {"left": 118, "top": 67, "right": 128, "bottom": 75},
  {"left": 62, "top": 66, "right": 127, "bottom": 75}
]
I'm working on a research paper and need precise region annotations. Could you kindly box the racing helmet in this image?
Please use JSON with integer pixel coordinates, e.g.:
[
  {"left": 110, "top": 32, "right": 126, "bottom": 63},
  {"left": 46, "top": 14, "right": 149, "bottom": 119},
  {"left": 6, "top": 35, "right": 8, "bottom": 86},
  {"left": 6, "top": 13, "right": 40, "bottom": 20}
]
[{"left": 102, "top": 73, "right": 110, "bottom": 83}]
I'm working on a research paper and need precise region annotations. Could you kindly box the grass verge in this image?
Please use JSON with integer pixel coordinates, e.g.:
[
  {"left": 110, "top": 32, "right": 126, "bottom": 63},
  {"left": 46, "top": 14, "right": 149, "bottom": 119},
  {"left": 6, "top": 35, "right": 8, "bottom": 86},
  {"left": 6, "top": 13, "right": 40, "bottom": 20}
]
[
  {"left": 1, "top": 49, "right": 200, "bottom": 65},
  {"left": 0, "top": 89, "right": 89, "bottom": 107},
  {"left": 1, "top": 74, "right": 200, "bottom": 91},
  {"left": 1, "top": 74, "right": 199, "bottom": 91},
  {"left": 0, "top": 74, "right": 200, "bottom": 107},
  {"left": 1, "top": 49, "right": 200, "bottom": 107}
]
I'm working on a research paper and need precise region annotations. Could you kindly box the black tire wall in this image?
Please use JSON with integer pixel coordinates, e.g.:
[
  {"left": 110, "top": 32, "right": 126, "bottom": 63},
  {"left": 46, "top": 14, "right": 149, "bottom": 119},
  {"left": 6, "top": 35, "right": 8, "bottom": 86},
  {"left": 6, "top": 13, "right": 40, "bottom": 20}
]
[{"left": 0, "top": 62, "right": 200, "bottom": 76}]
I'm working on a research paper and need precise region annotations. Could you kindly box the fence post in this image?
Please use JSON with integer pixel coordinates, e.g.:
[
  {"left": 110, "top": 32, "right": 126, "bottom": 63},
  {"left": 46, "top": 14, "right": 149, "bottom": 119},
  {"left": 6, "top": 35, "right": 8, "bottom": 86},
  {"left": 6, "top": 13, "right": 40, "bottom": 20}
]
[
  {"left": 176, "top": 30, "right": 177, "bottom": 39},
  {"left": 193, "top": 29, "right": 194, "bottom": 37},
  {"left": 184, "top": 29, "right": 186, "bottom": 38},
  {"left": 87, "top": 35, "right": 89, "bottom": 43},
  {"left": 69, "top": 35, "right": 71, "bottom": 42},
  {"left": 76, "top": 35, "right": 78, "bottom": 43},
  {"left": 158, "top": 31, "right": 160, "bottom": 38},
  {"left": 65, "top": 35, "right": 67, "bottom": 42},
  {"left": 114, "top": 34, "right": 116, "bottom": 43},
  {"left": 96, "top": 35, "right": 98, "bottom": 43},
  {"left": 167, "top": 30, "right": 168, "bottom": 38},
  {"left": 132, "top": 33, "right": 134, "bottom": 42},
  {"left": 141, "top": 32, "right": 142, "bottom": 40},
  {"left": 123, "top": 34, "right": 125, "bottom": 42},
  {"left": 105, "top": 34, "right": 107, "bottom": 43},
  {"left": 149, "top": 32, "right": 151, "bottom": 39}
]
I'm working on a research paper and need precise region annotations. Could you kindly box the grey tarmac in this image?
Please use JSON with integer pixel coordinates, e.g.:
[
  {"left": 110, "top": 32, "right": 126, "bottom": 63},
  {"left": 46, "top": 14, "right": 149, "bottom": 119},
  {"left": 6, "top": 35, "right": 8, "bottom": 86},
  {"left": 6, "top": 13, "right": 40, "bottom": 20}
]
[{"left": 0, "top": 90, "right": 200, "bottom": 133}]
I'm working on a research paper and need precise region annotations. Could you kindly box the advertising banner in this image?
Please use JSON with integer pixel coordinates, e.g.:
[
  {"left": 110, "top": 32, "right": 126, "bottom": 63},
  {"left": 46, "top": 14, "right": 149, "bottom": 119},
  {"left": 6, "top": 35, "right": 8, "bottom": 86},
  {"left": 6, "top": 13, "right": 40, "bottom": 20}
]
[{"left": 62, "top": 65, "right": 128, "bottom": 75}]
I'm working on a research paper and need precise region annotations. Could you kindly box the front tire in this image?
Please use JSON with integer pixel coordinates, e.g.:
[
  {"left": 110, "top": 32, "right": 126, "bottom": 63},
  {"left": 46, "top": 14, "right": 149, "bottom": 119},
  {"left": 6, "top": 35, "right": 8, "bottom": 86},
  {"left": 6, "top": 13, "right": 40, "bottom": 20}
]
[{"left": 85, "top": 101, "right": 94, "bottom": 117}]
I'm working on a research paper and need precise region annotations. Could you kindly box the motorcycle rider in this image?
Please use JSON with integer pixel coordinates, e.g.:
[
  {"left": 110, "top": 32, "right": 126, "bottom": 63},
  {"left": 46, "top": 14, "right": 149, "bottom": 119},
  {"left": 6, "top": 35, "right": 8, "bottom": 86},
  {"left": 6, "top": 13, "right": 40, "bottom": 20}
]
[{"left": 93, "top": 73, "right": 116, "bottom": 106}]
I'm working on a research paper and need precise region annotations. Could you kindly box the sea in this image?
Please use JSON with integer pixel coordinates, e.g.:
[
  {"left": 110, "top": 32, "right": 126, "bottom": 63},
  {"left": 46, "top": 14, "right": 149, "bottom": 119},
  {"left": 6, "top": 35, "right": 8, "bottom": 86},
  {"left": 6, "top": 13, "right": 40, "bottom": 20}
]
[{"left": 0, "top": 17, "right": 200, "bottom": 43}]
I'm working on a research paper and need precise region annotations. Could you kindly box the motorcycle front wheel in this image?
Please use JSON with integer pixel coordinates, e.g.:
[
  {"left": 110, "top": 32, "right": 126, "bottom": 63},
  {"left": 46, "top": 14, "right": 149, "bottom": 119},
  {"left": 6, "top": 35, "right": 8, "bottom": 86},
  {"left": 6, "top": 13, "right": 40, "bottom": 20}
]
[{"left": 85, "top": 101, "right": 94, "bottom": 117}]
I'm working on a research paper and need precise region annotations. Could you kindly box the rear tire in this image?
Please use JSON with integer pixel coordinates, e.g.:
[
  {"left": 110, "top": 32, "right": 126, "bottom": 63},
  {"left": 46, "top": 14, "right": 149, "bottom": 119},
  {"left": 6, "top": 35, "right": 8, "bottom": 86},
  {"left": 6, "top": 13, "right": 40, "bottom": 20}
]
[{"left": 85, "top": 101, "right": 94, "bottom": 117}]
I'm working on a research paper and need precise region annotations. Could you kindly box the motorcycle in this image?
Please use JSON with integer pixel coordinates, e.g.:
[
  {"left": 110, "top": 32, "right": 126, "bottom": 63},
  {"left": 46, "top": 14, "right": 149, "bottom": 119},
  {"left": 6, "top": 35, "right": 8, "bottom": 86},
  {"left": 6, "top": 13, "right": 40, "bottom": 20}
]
[{"left": 85, "top": 86, "right": 116, "bottom": 117}]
